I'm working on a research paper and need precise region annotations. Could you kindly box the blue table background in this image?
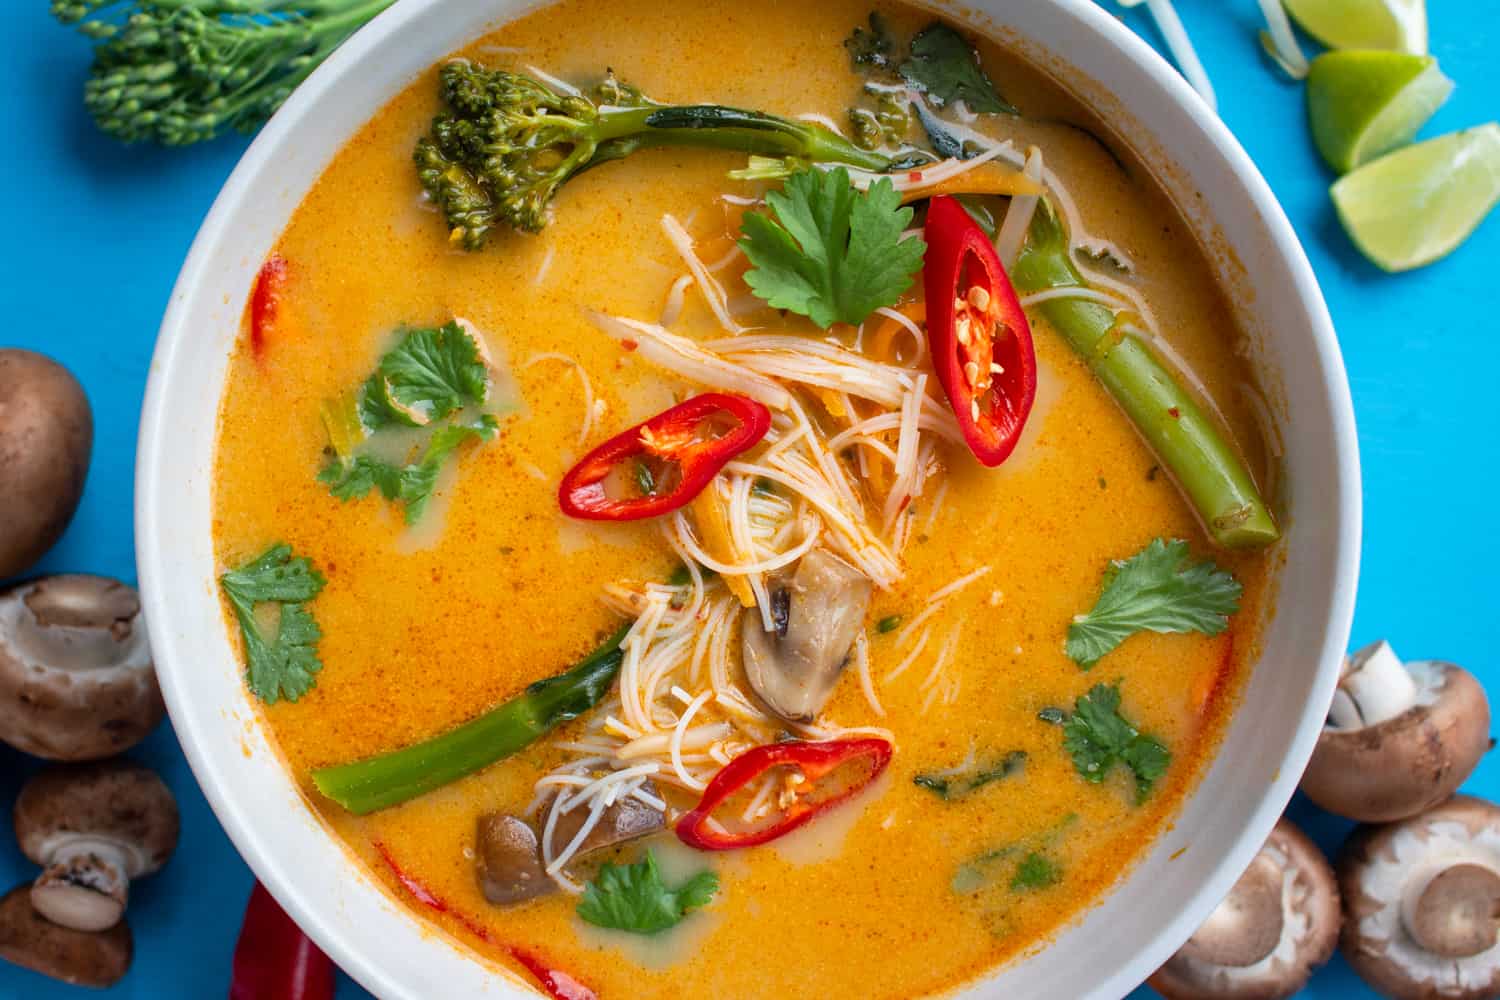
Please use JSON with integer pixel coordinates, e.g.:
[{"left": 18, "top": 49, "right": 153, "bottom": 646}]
[{"left": 0, "top": 1, "right": 1493, "bottom": 997}]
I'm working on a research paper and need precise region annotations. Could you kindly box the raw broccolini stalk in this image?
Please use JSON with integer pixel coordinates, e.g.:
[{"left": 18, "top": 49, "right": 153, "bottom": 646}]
[
  {"left": 416, "top": 62, "right": 908, "bottom": 250},
  {"left": 52, "top": 0, "right": 396, "bottom": 145},
  {"left": 1010, "top": 201, "right": 1279, "bottom": 549},
  {"left": 311, "top": 624, "right": 631, "bottom": 814}
]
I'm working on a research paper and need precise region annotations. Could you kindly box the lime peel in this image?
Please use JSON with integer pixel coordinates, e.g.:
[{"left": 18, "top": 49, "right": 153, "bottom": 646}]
[
  {"left": 1332, "top": 125, "right": 1500, "bottom": 272},
  {"left": 1308, "top": 51, "right": 1453, "bottom": 173}
]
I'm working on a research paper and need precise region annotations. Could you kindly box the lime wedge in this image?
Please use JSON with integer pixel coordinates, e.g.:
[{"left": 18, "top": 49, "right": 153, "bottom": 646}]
[
  {"left": 1283, "top": 0, "right": 1427, "bottom": 54},
  {"left": 1332, "top": 125, "right": 1500, "bottom": 271},
  {"left": 1307, "top": 51, "right": 1452, "bottom": 172}
]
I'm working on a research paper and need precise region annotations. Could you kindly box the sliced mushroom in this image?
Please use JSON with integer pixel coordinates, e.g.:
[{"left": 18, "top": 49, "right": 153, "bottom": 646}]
[
  {"left": 476, "top": 814, "right": 551, "bottom": 906},
  {"left": 742, "top": 549, "right": 872, "bottom": 723},
  {"left": 1339, "top": 796, "right": 1500, "bottom": 1000},
  {"left": 0, "top": 350, "right": 92, "bottom": 580},
  {"left": 1301, "top": 640, "right": 1490, "bottom": 822},
  {"left": 14, "top": 759, "right": 179, "bottom": 932},
  {"left": 0, "top": 575, "right": 164, "bottom": 761},
  {"left": 0, "top": 883, "right": 130, "bottom": 988},
  {"left": 1150, "top": 818, "right": 1341, "bottom": 1000},
  {"left": 476, "top": 783, "right": 666, "bottom": 906}
]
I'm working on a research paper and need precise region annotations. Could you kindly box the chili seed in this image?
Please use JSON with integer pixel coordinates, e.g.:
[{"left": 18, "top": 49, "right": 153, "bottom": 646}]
[{"left": 967, "top": 285, "right": 991, "bottom": 311}]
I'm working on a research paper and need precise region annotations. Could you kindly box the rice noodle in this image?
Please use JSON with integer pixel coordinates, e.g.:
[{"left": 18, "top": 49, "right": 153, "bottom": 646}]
[
  {"left": 659, "top": 274, "right": 693, "bottom": 327},
  {"left": 523, "top": 352, "right": 596, "bottom": 445},
  {"left": 661, "top": 214, "right": 744, "bottom": 334},
  {"left": 588, "top": 313, "right": 793, "bottom": 410}
]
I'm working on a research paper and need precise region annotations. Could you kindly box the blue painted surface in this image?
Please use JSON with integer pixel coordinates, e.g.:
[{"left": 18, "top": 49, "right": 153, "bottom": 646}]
[{"left": 0, "top": 1, "right": 1493, "bottom": 997}]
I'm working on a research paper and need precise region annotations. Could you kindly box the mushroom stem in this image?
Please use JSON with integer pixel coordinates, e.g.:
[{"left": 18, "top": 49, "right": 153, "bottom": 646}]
[
  {"left": 1401, "top": 861, "right": 1500, "bottom": 959},
  {"left": 1329, "top": 641, "right": 1418, "bottom": 729},
  {"left": 31, "top": 841, "right": 130, "bottom": 934}
]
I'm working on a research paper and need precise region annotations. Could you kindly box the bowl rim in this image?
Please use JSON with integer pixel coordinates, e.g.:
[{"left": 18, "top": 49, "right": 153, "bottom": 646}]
[{"left": 135, "top": 1, "right": 1361, "bottom": 998}]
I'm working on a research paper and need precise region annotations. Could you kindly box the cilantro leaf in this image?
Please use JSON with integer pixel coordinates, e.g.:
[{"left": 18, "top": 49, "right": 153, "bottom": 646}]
[
  {"left": 220, "top": 544, "right": 327, "bottom": 704},
  {"left": 357, "top": 322, "right": 490, "bottom": 430},
  {"left": 1060, "top": 683, "right": 1171, "bottom": 803},
  {"left": 914, "top": 750, "right": 1027, "bottom": 800},
  {"left": 576, "top": 851, "right": 719, "bottom": 935},
  {"left": 739, "top": 168, "right": 925, "bottom": 329},
  {"left": 320, "top": 415, "right": 498, "bottom": 524},
  {"left": 1066, "top": 538, "right": 1242, "bottom": 668},
  {"left": 1010, "top": 852, "right": 1061, "bottom": 891},
  {"left": 899, "top": 23, "right": 1017, "bottom": 115}
]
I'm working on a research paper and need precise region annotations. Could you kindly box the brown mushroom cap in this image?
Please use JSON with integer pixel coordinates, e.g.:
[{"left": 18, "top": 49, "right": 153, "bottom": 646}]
[
  {"left": 0, "top": 350, "right": 92, "bottom": 579},
  {"left": 1151, "top": 819, "right": 1341, "bottom": 1000},
  {"left": 14, "top": 760, "right": 179, "bottom": 932},
  {"left": 0, "top": 575, "right": 164, "bottom": 761},
  {"left": 1338, "top": 795, "right": 1500, "bottom": 1000},
  {"left": 0, "top": 884, "right": 130, "bottom": 988},
  {"left": 477, "top": 785, "right": 667, "bottom": 907},
  {"left": 1302, "top": 643, "right": 1491, "bottom": 824},
  {"left": 476, "top": 814, "right": 551, "bottom": 906}
]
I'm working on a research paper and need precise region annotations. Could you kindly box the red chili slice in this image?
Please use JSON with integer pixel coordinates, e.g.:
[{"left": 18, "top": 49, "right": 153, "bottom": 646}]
[
  {"left": 676, "top": 738, "right": 892, "bottom": 851},
  {"left": 559, "top": 393, "right": 771, "bottom": 521},
  {"left": 922, "top": 195, "right": 1038, "bottom": 466},
  {"left": 374, "top": 842, "right": 598, "bottom": 1000},
  {"left": 230, "top": 882, "right": 335, "bottom": 1000},
  {"left": 249, "top": 255, "right": 290, "bottom": 361}
]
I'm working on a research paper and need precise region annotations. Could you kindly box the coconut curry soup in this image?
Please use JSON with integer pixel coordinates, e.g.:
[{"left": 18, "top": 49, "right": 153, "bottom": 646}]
[{"left": 212, "top": 1, "right": 1279, "bottom": 996}]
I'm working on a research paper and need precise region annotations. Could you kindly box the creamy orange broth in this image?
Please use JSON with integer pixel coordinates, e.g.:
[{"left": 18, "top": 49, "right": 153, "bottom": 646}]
[{"left": 211, "top": 1, "right": 1274, "bottom": 996}]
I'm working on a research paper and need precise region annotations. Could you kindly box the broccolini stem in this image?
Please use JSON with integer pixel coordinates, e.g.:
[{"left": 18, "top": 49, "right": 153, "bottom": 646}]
[
  {"left": 1011, "top": 201, "right": 1279, "bottom": 549},
  {"left": 589, "top": 105, "right": 893, "bottom": 172},
  {"left": 311, "top": 624, "right": 630, "bottom": 814}
]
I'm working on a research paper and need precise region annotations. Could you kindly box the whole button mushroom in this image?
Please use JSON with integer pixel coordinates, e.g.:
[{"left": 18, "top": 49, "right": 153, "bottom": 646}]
[
  {"left": 0, "top": 883, "right": 130, "bottom": 988},
  {"left": 14, "top": 759, "right": 179, "bottom": 933},
  {"left": 1301, "top": 640, "right": 1490, "bottom": 823},
  {"left": 1339, "top": 796, "right": 1500, "bottom": 1000},
  {"left": 0, "top": 349, "right": 93, "bottom": 579},
  {"left": 1150, "top": 819, "right": 1341, "bottom": 999},
  {"left": 0, "top": 575, "right": 164, "bottom": 760}
]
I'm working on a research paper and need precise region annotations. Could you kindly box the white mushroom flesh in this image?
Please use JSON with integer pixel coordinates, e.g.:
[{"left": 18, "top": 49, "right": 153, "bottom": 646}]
[
  {"left": 1352, "top": 818, "right": 1500, "bottom": 991},
  {"left": 1327, "top": 641, "right": 1438, "bottom": 730},
  {"left": 0, "top": 584, "right": 151, "bottom": 680},
  {"left": 1172, "top": 844, "right": 1318, "bottom": 988}
]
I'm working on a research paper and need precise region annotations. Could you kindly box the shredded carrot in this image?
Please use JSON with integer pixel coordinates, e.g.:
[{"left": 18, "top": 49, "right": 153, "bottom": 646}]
[
  {"left": 899, "top": 166, "right": 1043, "bottom": 204},
  {"left": 691, "top": 485, "right": 756, "bottom": 607}
]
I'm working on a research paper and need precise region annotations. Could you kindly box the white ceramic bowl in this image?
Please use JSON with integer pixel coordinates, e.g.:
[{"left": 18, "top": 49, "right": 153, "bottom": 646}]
[{"left": 136, "top": 1, "right": 1360, "bottom": 997}]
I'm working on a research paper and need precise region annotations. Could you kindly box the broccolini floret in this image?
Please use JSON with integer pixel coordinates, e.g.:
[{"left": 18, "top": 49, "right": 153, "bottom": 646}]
[
  {"left": 52, "top": 0, "right": 395, "bottom": 145},
  {"left": 415, "top": 62, "right": 917, "bottom": 250}
]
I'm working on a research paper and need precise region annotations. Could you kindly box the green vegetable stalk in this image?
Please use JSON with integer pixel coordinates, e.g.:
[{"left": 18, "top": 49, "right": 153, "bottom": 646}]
[
  {"left": 1011, "top": 201, "right": 1279, "bottom": 549},
  {"left": 54, "top": 0, "right": 397, "bottom": 146},
  {"left": 417, "top": 63, "right": 908, "bottom": 250},
  {"left": 312, "top": 624, "right": 631, "bottom": 814}
]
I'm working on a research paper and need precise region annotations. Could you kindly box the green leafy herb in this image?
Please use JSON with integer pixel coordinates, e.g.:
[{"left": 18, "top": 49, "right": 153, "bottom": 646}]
[
  {"left": 1037, "top": 707, "right": 1066, "bottom": 725},
  {"left": 576, "top": 851, "right": 719, "bottom": 935},
  {"left": 914, "top": 750, "right": 1027, "bottom": 800},
  {"left": 1066, "top": 538, "right": 1242, "bottom": 669},
  {"left": 320, "top": 415, "right": 498, "bottom": 524},
  {"left": 1010, "top": 852, "right": 1061, "bottom": 891},
  {"left": 361, "top": 322, "right": 490, "bottom": 429},
  {"left": 876, "top": 614, "right": 903, "bottom": 634},
  {"left": 844, "top": 12, "right": 897, "bottom": 71},
  {"left": 739, "top": 167, "right": 926, "bottom": 328},
  {"left": 1061, "top": 683, "right": 1171, "bottom": 803},
  {"left": 899, "top": 23, "right": 1017, "bottom": 115},
  {"left": 220, "top": 544, "right": 327, "bottom": 705}
]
